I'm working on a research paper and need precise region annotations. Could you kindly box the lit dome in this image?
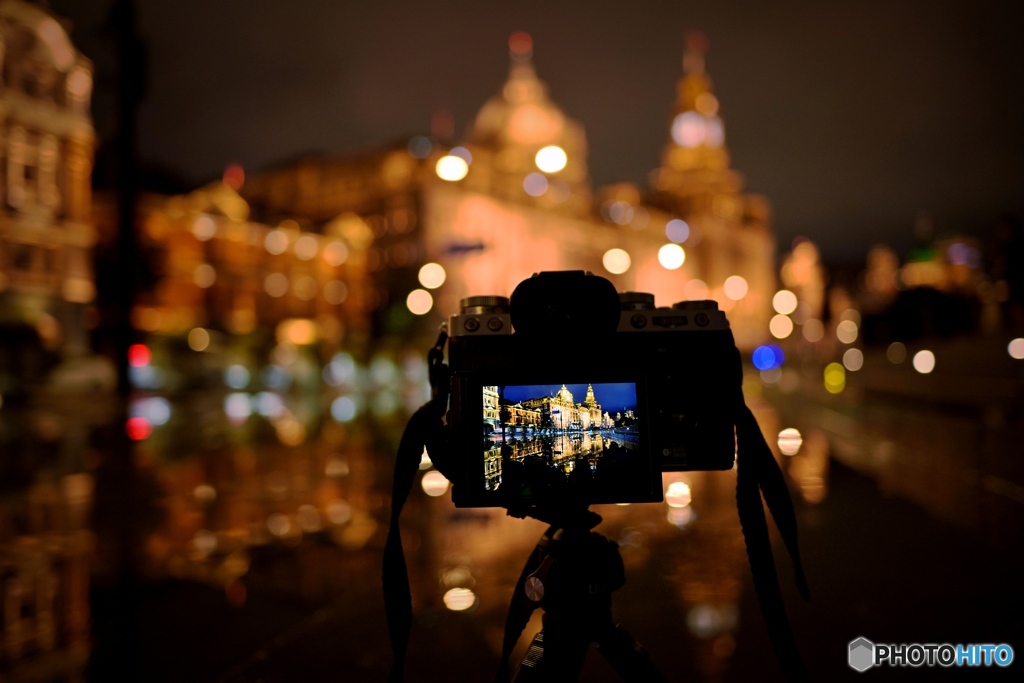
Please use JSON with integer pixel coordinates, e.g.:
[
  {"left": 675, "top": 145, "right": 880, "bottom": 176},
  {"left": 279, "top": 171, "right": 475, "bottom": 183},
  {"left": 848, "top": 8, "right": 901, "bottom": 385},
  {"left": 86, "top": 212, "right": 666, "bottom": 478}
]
[{"left": 469, "top": 33, "right": 588, "bottom": 184}]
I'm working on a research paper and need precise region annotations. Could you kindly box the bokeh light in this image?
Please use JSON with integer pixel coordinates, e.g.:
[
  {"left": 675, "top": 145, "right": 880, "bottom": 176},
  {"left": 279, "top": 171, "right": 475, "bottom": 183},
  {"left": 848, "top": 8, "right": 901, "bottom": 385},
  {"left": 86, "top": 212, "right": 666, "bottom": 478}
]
[
  {"left": 778, "top": 428, "right": 803, "bottom": 455},
  {"left": 535, "top": 145, "right": 567, "bottom": 173},
  {"left": 665, "top": 481, "right": 691, "bottom": 508},
  {"left": 772, "top": 290, "right": 798, "bottom": 315},
  {"left": 294, "top": 234, "right": 319, "bottom": 260},
  {"left": 658, "top": 243, "right": 685, "bottom": 270},
  {"left": 836, "top": 320, "right": 859, "bottom": 344},
  {"left": 843, "top": 348, "right": 864, "bottom": 371},
  {"left": 752, "top": 345, "right": 784, "bottom": 371},
  {"left": 128, "top": 344, "right": 151, "bottom": 368},
  {"left": 1008, "top": 338, "right": 1024, "bottom": 359},
  {"left": 608, "top": 201, "right": 634, "bottom": 225},
  {"left": 323, "top": 240, "right": 349, "bottom": 266},
  {"left": 193, "top": 263, "right": 216, "bottom": 288},
  {"left": 125, "top": 417, "right": 152, "bottom": 441},
  {"left": 130, "top": 396, "right": 171, "bottom": 426},
  {"left": 224, "top": 393, "right": 252, "bottom": 423},
  {"left": 406, "top": 289, "right": 433, "bottom": 315},
  {"left": 824, "top": 362, "right": 845, "bottom": 394},
  {"left": 331, "top": 396, "right": 357, "bottom": 422},
  {"left": 435, "top": 155, "right": 469, "bottom": 181},
  {"left": 264, "top": 272, "right": 288, "bottom": 297},
  {"left": 913, "top": 350, "right": 935, "bottom": 374},
  {"left": 802, "top": 319, "right": 824, "bottom": 342},
  {"left": 421, "top": 471, "right": 450, "bottom": 497},
  {"left": 224, "top": 364, "right": 250, "bottom": 389},
  {"left": 418, "top": 262, "right": 446, "bottom": 289},
  {"left": 887, "top": 341, "right": 907, "bottom": 363},
  {"left": 188, "top": 327, "right": 210, "bottom": 352},
  {"left": 523, "top": 172, "right": 548, "bottom": 197},
  {"left": 442, "top": 587, "right": 476, "bottom": 611},
  {"left": 264, "top": 229, "right": 289, "bottom": 255},
  {"left": 769, "top": 314, "right": 793, "bottom": 339},
  {"left": 723, "top": 275, "right": 748, "bottom": 300},
  {"left": 192, "top": 215, "right": 216, "bottom": 241},
  {"left": 602, "top": 248, "right": 631, "bottom": 275},
  {"left": 684, "top": 279, "right": 708, "bottom": 300},
  {"left": 407, "top": 136, "right": 432, "bottom": 159},
  {"left": 448, "top": 146, "right": 472, "bottom": 163},
  {"left": 665, "top": 219, "right": 690, "bottom": 243}
]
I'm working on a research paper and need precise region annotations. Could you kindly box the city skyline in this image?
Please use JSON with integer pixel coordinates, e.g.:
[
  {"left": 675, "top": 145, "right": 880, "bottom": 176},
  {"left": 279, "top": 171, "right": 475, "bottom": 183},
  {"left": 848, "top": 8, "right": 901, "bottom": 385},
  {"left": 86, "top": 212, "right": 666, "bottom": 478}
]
[
  {"left": 52, "top": 0, "right": 1024, "bottom": 260},
  {"left": 501, "top": 383, "right": 637, "bottom": 413}
]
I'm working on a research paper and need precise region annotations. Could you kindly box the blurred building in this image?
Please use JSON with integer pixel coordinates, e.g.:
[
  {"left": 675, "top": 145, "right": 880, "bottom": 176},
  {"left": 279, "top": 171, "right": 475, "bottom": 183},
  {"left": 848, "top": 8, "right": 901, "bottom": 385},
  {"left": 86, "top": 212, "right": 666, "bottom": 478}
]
[
  {"left": 239, "top": 32, "right": 775, "bottom": 349},
  {"left": 92, "top": 176, "right": 373, "bottom": 391},
  {"left": 0, "top": 0, "right": 96, "bottom": 395}
]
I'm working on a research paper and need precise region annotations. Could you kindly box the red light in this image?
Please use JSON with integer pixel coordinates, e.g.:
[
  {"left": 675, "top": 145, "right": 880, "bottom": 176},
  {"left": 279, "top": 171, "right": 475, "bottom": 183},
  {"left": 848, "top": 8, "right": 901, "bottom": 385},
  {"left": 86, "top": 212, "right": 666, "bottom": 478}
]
[
  {"left": 126, "top": 417, "right": 152, "bottom": 441},
  {"left": 128, "top": 344, "right": 151, "bottom": 367},
  {"left": 509, "top": 31, "right": 533, "bottom": 58},
  {"left": 223, "top": 163, "right": 245, "bottom": 190}
]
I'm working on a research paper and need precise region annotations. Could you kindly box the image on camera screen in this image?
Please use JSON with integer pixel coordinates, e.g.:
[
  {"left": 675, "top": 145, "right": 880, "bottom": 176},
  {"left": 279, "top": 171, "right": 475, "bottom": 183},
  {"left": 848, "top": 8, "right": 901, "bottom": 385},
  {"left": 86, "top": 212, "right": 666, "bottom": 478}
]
[{"left": 481, "top": 382, "right": 647, "bottom": 502}]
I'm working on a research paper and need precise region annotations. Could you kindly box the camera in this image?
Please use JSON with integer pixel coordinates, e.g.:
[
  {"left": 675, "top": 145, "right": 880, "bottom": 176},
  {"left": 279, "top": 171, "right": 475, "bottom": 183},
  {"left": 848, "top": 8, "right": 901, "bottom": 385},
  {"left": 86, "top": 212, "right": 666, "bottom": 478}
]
[{"left": 446, "top": 271, "right": 739, "bottom": 508}]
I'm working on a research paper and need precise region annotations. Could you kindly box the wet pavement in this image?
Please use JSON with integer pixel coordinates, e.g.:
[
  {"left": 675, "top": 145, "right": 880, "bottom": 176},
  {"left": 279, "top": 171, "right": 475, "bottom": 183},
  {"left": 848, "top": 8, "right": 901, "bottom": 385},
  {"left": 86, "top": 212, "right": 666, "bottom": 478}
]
[{"left": 1, "top": 358, "right": 1022, "bottom": 682}]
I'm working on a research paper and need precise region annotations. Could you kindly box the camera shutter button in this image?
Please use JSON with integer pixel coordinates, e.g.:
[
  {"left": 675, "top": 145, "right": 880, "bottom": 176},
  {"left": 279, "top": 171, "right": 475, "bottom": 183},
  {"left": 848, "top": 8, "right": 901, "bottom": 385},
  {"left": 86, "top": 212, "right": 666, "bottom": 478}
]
[
  {"left": 630, "top": 314, "right": 647, "bottom": 329},
  {"left": 487, "top": 317, "right": 504, "bottom": 331},
  {"left": 464, "top": 318, "right": 480, "bottom": 332}
]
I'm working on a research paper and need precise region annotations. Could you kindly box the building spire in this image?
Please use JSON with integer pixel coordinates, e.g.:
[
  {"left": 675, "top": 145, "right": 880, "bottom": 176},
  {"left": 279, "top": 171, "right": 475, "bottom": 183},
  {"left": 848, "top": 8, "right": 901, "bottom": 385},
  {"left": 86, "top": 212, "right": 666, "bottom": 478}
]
[{"left": 658, "top": 30, "right": 730, "bottom": 174}]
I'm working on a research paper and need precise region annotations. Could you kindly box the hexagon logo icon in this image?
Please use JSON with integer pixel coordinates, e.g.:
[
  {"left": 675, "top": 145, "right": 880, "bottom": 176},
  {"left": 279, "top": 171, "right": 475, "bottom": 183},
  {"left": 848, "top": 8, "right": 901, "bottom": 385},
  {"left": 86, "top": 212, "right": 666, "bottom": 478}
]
[{"left": 849, "top": 637, "right": 875, "bottom": 672}]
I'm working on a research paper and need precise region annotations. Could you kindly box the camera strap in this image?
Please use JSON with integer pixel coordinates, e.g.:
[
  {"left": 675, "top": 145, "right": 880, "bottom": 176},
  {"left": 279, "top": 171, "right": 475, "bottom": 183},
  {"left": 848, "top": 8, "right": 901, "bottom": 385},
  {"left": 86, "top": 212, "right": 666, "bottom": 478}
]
[
  {"left": 382, "top": 332, "right": 451, "bottom": 683},
  {"left": 735, "top": 402, "right": 811, "bottom": 682}
]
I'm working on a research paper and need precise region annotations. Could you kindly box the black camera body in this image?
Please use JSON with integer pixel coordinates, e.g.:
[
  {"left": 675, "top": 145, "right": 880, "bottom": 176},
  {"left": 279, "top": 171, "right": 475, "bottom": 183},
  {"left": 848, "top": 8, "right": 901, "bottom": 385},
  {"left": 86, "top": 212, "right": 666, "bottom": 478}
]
[{"left": 446, "top": 271, "right": 738, "bottom": 509}]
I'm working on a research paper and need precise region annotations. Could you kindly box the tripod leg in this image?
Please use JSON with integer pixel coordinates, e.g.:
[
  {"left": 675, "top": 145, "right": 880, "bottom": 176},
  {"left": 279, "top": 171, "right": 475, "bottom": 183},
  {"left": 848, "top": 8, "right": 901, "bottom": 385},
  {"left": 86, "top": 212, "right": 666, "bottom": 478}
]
[
  {"left": 597, "top": 624, "right": 670, "bottom": 683},
  {"left": 513, "top": 626, "right": 590, "bottom": 683}
]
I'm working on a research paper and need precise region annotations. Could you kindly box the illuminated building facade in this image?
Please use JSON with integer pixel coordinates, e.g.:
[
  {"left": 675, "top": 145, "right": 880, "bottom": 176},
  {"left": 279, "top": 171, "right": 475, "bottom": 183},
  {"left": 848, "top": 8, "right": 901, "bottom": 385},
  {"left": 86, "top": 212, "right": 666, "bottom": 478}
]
[
  {"left": 239, "top": 32, "right": 775, "bottom": 349},
  {"left": 0, "top": 0, "right": 96, "bottom": 391},
  {"left": 91, "top": 178, "right": 373, "bottom": 378},
  {"left": 516, "top": 384, "right": 602, "bottom": 431}
]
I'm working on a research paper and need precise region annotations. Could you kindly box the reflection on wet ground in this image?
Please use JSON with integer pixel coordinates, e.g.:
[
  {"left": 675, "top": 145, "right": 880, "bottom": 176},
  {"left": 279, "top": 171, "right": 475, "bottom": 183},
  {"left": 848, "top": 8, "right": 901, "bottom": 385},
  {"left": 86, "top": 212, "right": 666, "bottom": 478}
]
[
  {"left": 0, "top": 379, "right": 1022, "bottom": 681},
  {"left": 483, "top": 431, "right": 640, "bottom": 492}
]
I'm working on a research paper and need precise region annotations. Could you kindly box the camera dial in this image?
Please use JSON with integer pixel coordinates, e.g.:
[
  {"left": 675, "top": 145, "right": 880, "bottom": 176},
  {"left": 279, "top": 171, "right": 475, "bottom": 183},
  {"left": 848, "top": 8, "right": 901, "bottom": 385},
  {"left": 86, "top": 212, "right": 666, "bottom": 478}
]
[
  {"left": 619, "top": 292, "right": 656, "bottom": 311},
  {"left": 460, "top": 296, "right": 510, "bottom": 314}
]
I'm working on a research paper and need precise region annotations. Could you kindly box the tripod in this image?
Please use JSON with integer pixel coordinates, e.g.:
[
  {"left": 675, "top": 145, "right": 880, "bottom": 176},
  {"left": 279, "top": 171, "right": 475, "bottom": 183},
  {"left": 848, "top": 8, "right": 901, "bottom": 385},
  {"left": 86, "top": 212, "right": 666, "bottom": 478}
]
[{"left": 500, "top": 509, "right": 669, "bottom": 682}]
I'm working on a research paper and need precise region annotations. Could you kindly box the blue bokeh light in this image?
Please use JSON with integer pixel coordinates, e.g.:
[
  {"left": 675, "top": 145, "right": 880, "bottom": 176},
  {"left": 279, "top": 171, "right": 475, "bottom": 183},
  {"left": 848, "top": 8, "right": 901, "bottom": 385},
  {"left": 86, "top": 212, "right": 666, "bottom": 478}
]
[{"left": 752, "top": 345, "right": 785, "bottom": 371}]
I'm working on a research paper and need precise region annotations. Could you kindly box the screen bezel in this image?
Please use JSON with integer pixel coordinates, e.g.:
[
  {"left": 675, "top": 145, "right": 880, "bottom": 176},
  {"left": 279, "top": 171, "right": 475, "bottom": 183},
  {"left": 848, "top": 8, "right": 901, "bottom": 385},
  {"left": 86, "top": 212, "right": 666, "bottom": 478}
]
[{"left": 450, "top": 372, "right": 661, "bottom": 508}]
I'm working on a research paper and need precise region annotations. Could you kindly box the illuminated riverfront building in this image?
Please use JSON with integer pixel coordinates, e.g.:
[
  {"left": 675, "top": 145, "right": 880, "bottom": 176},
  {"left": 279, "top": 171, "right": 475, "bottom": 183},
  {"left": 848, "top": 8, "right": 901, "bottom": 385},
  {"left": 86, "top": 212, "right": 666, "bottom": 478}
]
[
  {"left": 514, "top": 383, "right": 603, "bottom": 431},
  {"left": 239, "top": 32, "right": 775, "bottom": 349},
  {"left": 91, "top": 178, "right": 373, "bottom": 373},
  {"left": 0, "top": 0, "right": 96, "bottom": 392}
]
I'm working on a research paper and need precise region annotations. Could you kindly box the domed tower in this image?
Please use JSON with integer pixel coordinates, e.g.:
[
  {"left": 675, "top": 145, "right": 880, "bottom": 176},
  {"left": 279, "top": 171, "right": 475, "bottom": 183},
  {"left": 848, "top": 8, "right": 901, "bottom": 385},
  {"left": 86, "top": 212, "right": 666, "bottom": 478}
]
[
  {"left": 648, "top": 32, "right": 775, "bottom": 349},
  {"left": 653, "top": 31, "right": 740, "bottom": 198},
  {"left": 466, "top": 32, "right": 591, "bottom": 215}
]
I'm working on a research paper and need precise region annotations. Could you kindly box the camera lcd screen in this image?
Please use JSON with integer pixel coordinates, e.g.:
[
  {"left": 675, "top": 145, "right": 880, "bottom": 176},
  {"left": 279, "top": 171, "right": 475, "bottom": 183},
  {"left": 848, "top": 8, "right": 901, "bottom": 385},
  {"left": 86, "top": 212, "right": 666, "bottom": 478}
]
[{"left": 476, "top": 381, "right": 657, "bottom": 505}]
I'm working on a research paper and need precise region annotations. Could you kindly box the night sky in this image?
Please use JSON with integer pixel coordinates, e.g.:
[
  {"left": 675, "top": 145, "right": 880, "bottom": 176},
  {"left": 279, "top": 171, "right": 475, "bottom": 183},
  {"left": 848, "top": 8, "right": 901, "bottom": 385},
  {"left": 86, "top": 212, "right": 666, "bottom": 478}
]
[
  {"left": 501, "top": 383, "right": 637, "bottom": 413},
  {"left": 55, "top": 0, "right": 1024, "bottom": 261}
]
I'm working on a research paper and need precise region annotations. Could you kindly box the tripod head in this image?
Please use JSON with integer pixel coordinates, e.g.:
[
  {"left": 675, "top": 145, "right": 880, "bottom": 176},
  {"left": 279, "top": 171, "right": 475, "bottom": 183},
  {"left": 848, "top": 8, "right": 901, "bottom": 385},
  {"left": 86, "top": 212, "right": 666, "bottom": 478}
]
[{"left": 498, "top": 505, "right": 669, "bottom": 683}]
